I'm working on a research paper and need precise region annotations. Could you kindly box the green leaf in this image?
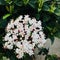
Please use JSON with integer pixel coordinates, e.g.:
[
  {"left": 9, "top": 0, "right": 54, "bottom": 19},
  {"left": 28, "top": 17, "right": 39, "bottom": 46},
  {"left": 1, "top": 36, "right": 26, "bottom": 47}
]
[
  {"left": 23, "top": 0, "right": 29, "bottom": 5},
  {"left": 48, "top": 4, "right": 56, "bottom": 13},
  {"left": 38, "top": 0, "right": 44, "bottom": 11},
  {"left": 6, "top": 6, "right": 10, "bottom": 12},
  {"left": 23, "top": 53, "right": 33, "bottom": 60},
  {"left": 43, "top": 15, "right": 50, "bottom": 22},
  {"left": 28, "top": 0, "right": 37, "bottom": 8},
  {"left": 0, "top": 53, "right": 3, "bottom": 60},
  {"left": 3, "top": 14, "right": 11, "bottom": 20},
  {"left": 3, "top": 56, "right": 9, "bottom": 60},
  {"left": 10, "top": 5, "right": 14, "bottom": 13},
  {"left": 42, "top": 4, "right": 50, "bottom": 11},
  {"left": 0, "top": 0, "right": 6, "bottom": 5},
  {"left": 0, "top": 18, "right": 8, "bottom": 28},
  {"left": 55, "top": 31, "right": 60, "bottom": 38},
  {"left": 46, "top": 26, "right": 52, "bottom": 31},
  {"left": 14, "top": 0, "right": 23, "bottom": 6},
  {"left": 49, "top": 35, "right": 55, "bottom": 45},
  {"left": 43, "top": 1, "right": 57, "bottom": 13},
  {"left": 38, "top": 0, "right": 49, "bottom": 12},
  {"left": 54, "top": 8, "right": 60, "bottom": 16},
  {"left": 5, "top": 0, "right": 12, "bottom": 4},
  {"left": 35, "top": 13, "right": 40, "bottom": 20},
  {"left": 38, "top": 48, "right": 49, "bottom": 55},
  {"left": 45, "top": 54, "right": 57, "bottom": 60}
]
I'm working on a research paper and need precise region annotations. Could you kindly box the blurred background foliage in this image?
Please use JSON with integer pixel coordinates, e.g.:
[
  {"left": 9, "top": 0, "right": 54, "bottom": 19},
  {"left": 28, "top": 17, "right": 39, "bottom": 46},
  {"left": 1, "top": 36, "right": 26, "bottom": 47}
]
[{"left": 0, "top": 0, "right": 60, "bottom": 60}]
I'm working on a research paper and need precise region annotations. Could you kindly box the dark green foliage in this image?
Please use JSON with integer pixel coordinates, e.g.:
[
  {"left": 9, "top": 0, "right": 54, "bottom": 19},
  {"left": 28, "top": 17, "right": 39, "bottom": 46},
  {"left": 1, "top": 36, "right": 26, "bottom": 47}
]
[
  {"left": 45, "top": 54, "right": 58, "bottom": 60},
  {"left": 0, "top": 0, "right": 60, "bottom": 60},
  {"left": 38, "top": 48, "right": 49, "bottom": 55},
  {"left": 23, "top": 53, "right": 33, "bottom": 60}
]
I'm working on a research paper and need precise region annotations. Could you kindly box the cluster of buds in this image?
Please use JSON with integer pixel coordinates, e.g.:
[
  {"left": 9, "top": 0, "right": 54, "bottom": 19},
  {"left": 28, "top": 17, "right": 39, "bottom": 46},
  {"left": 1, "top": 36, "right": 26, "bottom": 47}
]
[{"left": 3, "top": 15, "right": 46, "bottom": 59}]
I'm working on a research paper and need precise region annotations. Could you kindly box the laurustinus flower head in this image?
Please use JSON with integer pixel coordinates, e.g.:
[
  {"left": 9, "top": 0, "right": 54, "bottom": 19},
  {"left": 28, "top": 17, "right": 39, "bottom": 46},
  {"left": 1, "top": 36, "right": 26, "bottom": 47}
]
[{"left": 3, "top": 15, "right": 46, "bottom": 59}]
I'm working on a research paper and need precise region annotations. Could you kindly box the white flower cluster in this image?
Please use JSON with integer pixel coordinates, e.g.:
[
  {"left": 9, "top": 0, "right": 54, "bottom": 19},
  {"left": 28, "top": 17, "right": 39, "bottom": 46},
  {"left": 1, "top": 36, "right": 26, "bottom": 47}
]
[{"left": 3, "top": 15, "right": 46, "bottom": 59}]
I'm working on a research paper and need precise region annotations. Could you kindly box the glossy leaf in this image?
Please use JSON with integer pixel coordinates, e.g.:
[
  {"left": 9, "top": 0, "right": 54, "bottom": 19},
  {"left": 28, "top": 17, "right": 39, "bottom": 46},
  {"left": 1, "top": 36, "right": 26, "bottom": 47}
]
[
  {"left": 3, "top": 14, "right": 11, "bottom": 20},
  {"left": 23, "top": 0, "right": 29, "bottom": 5},
  {"left": 54, "top": 8, "right": 60, "bottom": 16},
  {"left": 14, "top": 0, "right": 23, "bottom": 6},
  {"left": 28, "top": 0, "right": 37, "bottom": 8}
]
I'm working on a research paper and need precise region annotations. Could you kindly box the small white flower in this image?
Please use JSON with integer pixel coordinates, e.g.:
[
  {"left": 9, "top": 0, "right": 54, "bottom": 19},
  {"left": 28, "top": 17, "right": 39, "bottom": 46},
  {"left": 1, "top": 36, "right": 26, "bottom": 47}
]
[
  {"left": 29, "top": 25, "right": 35, "bottom": 31},
  {"left": 26, "top": 29, "right": 30, "bottom": 36},
  {"left": 39, "top": 31, "right": 43, "bottom": 35},
  {"left": 32, "top": 31, "right": 39, "bottom": 39},
  {"left": 38, "top": 43, "right": 43, "bottom": 48},
  {"left": 14, "top": 29, "right": 18, "bottom": 34},
  {"left": 4, "top": 42, "right": 13, "bottom": 49},
  {"left": 18, "top": 15, "right": 23, "bottom": 20},
  {"left": 12, "top": 35, "right": 18, "bottom": 40},
  {"left": 16, "top": 48, "right": 20, "bottom": 53},
  {"left": 32, "top": 18, "right": 36, "bottom": 24},
  {"left": 16, "top": 48, "right": 24, "bottom": 59},
  {"left": 6, "top": 20, "right": 14, "bottom": 30},
  {"left": 41, "top": 39, "right": 46, "bottom": 44},
  {"left": 29, "top": 20, "right": 33, "bottom": 25},
  {"left": 24, "top": 15, "right": 29, "bottom": 18},
  {"left": 32, "top": 38, "right": 40, "bottom": 44},
  {"left": 6, "top": 44, "right": 13, "bottom": 49},
  {"left": 38, "top": 20, "right": 42, "bottom": 26},
  {"left": 24, "top": 25, "right": 28, "bottom": 31},
  {"left": 25, "top": 35, "right": 29, "bottom": 40},
  {"left": 15, "top": 42, "right": 22, "bottom": 48}
]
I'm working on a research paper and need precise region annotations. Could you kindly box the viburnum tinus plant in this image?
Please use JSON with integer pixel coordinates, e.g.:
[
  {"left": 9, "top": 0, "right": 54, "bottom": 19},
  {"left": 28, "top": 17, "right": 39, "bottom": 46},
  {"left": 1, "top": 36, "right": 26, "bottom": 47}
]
[{"left": 3, "top": 15, "right": 46, "bottom": 59}]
